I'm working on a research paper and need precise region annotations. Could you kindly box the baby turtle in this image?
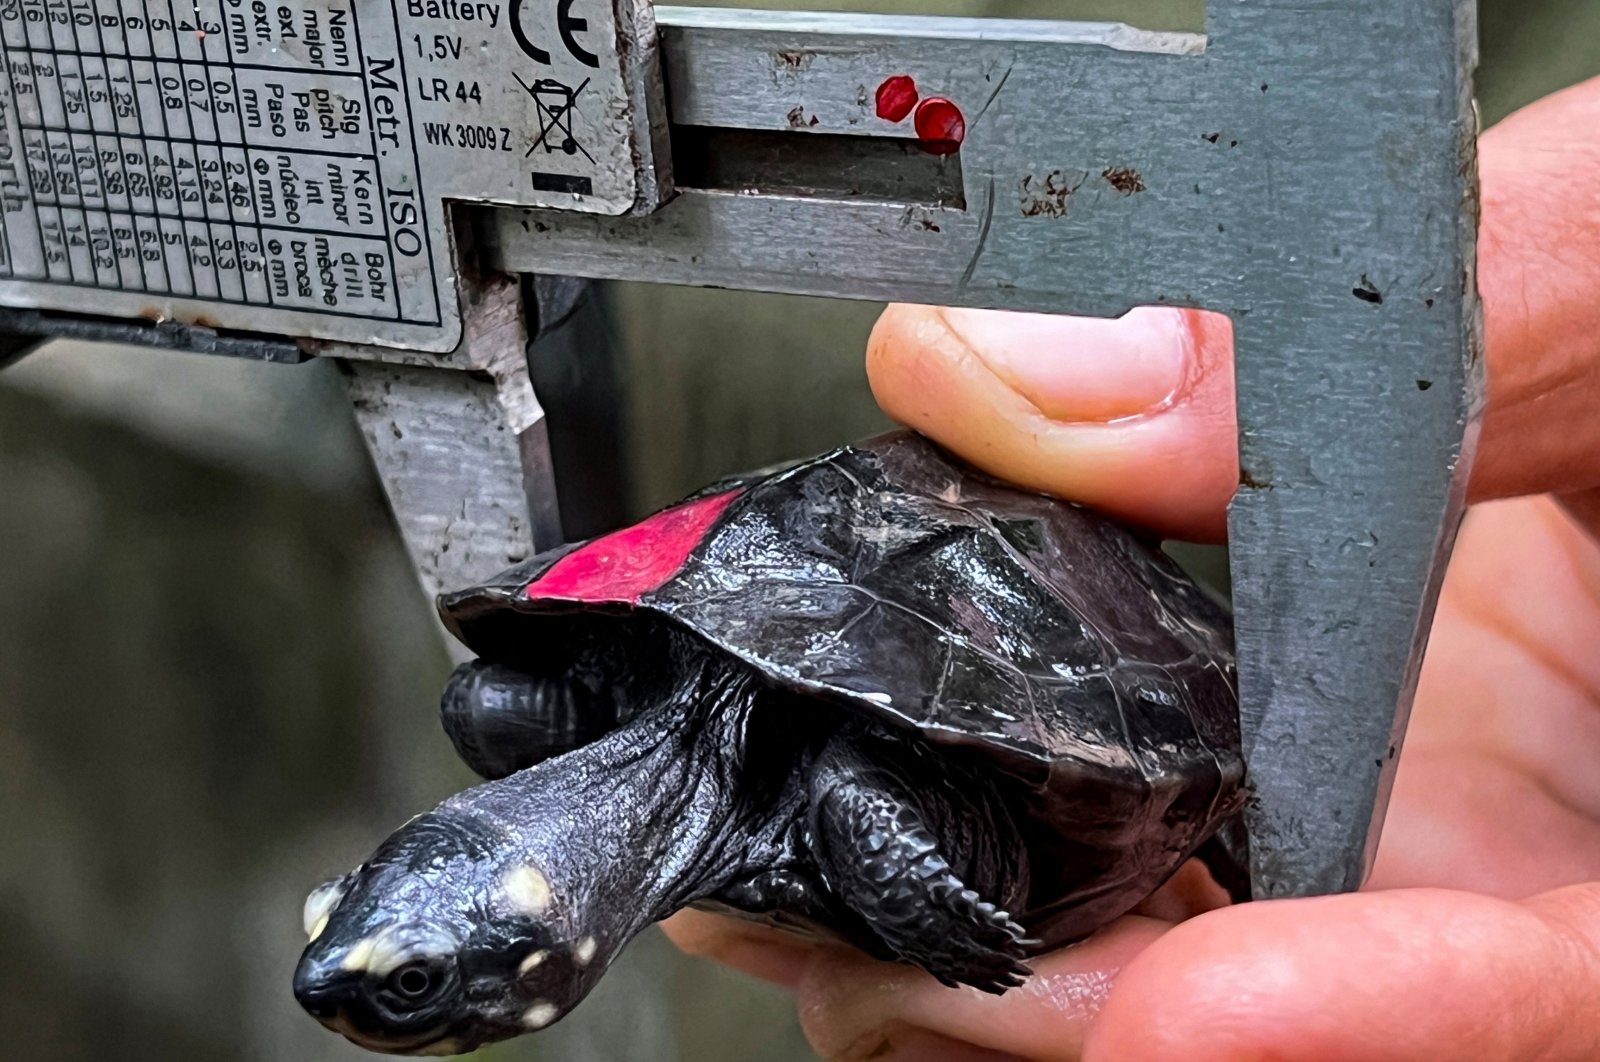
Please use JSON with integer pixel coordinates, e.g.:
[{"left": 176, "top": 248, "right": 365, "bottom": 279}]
[{"left": 294, "top": 430, "right": 1246, "bottom": 1055}]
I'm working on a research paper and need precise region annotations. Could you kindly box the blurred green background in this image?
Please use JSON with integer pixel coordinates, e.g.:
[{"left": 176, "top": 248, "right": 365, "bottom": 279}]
[{"left": 2, "top": 3, "right": 1596, "bottom": 1060}]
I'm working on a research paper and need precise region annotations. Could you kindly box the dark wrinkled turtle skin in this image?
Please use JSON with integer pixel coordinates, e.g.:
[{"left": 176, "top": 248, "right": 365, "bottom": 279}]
[{"left": 294, "top": 430, "right": 1246, "bottom": 1056}]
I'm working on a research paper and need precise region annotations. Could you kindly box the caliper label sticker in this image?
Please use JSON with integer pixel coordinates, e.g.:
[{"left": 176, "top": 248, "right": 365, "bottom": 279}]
[
  {"left": 0, "top": 0, "right": 658, "bottom": 352},
  {"left": 401, "top": 0, "right": 653, "bottom": 212}
]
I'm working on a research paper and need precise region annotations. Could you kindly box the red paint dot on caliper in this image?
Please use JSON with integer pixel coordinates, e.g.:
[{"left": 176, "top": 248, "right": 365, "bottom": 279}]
[
  {"left": 875, "top": 75, "right": 919, "bottom": 122},
  {"left": 914, "top": 97, "right": 965, "bottom": 155}
]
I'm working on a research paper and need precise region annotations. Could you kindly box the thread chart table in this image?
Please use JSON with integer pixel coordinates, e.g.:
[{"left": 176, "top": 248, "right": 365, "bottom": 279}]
[
  {"left": 0, "top": 0, "right": 664, "bottom": 349},
  {"left": 0, "top": 0, "right": 437, "bottom": 331}
]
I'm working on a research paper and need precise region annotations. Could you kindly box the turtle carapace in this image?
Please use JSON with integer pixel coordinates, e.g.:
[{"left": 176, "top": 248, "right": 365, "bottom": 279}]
[{"left": 293, "top": 431, "right": 1246, "bottom": 1055}]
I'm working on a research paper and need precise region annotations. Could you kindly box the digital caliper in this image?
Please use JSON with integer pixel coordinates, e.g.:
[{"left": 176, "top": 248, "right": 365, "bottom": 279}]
[{"left": 0, "top": 0, "right": 1481, "bottom": 901}]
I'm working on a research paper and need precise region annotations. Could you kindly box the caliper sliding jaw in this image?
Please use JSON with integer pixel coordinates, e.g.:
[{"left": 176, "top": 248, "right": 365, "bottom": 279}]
[{"left": 0, "top": 0, "right": 1481, "bottom": 902}]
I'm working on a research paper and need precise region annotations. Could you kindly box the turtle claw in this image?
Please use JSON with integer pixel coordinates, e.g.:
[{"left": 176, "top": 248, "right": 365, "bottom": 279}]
[
  {"left": 806, "top": 731, "right": 1037, "bottom": 994},
  {"left": 899, "top": 870, "right": 1035, "bottom": 993},
  {"left": 956, "top": 945, "right": 1034, "bottom": 996},
  {"left": 969, "top": 965, "right": 1033, "bottom": 996},
  {"left": 813, "top": 812, "right": 1035, "bottom": 991}
]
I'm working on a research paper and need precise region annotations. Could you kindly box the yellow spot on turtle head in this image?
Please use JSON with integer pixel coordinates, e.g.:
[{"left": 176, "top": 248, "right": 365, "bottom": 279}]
[
  {"left": 341, "top": 935, "right": 378, "bottom": 973},
  {"left": 365, "top": 935, "right": 411, "bottom": 977},
  {"left": 518, "top": 949, "right": 550, "bottom": 977},
  {"left": 337, "top": 927, "right": 410, "bottom": 977},
  {"left": 522, "top": 1002, "right": 560, "bottom": 1030},
  {"left": 573, "top": 937, "right": 597, "bottom": 966},
  {"left": 500, "top": 865, "right": 552, "bottom": 916},
  {"left": 302, "top": 878, "right": 348, "bottom": 940}
]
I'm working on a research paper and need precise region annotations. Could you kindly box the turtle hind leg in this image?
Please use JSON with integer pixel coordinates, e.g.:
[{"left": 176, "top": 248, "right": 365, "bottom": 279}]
[
  {"left": 439, "top": 660, "right": 618, "bottom": 780},
  {"left": 805, "top": 735, "right": 1033, "bottom": 994}
]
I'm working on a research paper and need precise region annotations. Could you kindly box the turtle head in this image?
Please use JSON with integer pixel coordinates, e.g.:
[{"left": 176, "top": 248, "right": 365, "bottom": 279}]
[{"left": 293, "top": 809, "right": 606, "bottom": 1055}]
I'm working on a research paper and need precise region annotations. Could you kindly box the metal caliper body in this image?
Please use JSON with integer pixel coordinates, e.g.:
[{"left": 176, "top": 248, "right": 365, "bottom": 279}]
[{"left": 0, "top": 0, "right": 1481, "bottom": 900}]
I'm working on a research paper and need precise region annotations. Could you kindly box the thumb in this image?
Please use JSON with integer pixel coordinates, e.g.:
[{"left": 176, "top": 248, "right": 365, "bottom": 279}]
[
  {"left": 866, "top": 305, "right": 1238, "bottom": 542},
  {"left": 1083, "top": 883, "right": 1600, "bottom": 1062},
  {"left": 869, "top": 74, "right": 1600, "bottom": 541}
]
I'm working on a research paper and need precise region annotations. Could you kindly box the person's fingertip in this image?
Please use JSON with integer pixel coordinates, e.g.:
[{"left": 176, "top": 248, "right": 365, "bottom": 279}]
[
  {"left": 798, "top": 917, "right": 1171, "bottom": 1062},
  {"left": 795, "top": 949, "right": 922, "bottom": 1060},
  {"left": 701, "top": 932, "right": 814, "bottom": 988},
  {"left": 937, "top": 306, "right": 1194, "bottom": 423},
  {"left": 1522, "top": 881, "right": 1600, "bottom": 965},
  {"left": 866, "top": 303, "right": 1237, "bottom": 541},
  {"left": 821, "top": 1021, "right": 1027, "bottom": 1062},
  {"left": 1127, "top": 857, "right": 1232, "bottom": 922},
  {"left": 658, "top": 912, "right": 815, "bottom": 988},
  {"left": 1084, "top": 888, "right": 1600, "bottom": 1062}
]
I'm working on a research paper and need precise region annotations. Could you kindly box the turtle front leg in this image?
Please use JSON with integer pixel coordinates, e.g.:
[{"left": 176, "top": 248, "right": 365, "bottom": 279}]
[{"left": 805, "top": 732, "right": 1034, "bottom": 993}]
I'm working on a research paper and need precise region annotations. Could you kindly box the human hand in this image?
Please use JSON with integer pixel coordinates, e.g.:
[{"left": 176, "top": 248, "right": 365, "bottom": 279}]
[{"left": 663, "top": 75, "right": 1600, "bottom": 1061}]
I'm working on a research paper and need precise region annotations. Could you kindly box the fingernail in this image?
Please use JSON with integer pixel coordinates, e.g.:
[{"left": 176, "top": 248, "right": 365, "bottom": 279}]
[{"left": 939, "top": 305, "right": 1193, "bottom": 423}]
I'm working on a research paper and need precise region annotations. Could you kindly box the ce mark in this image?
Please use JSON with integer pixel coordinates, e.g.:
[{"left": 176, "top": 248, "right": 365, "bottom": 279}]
[{"left": 510, "top": 0, "right": 598, "bottom": 69}]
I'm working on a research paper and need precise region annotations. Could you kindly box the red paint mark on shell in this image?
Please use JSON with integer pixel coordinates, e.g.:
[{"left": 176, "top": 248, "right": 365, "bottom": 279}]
[
  {"left": 524, "top": 490, "right": 741, "bottom": 604},
  {"left": 875, "top": 75, "right": 919, "bottom": 122},
  {"left": 914, "top": 97, "right": 965, "bottom": 156}
]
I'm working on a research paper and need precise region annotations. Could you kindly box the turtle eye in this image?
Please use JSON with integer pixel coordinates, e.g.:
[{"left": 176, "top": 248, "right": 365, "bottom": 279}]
[{"left": 387, "top": 961, "right": 441, "bottom": 1003}]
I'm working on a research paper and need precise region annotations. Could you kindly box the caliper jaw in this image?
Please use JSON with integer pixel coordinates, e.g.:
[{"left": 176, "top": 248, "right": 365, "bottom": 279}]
[{"left": 337, "top": 271, "right": 573, "bottom": 648}]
